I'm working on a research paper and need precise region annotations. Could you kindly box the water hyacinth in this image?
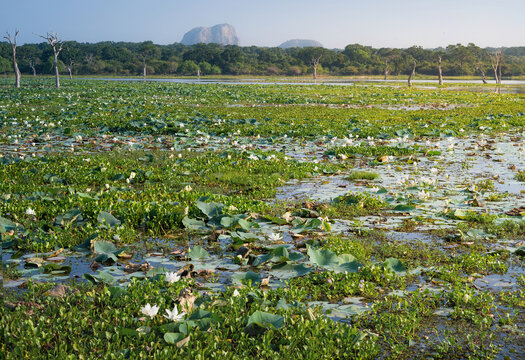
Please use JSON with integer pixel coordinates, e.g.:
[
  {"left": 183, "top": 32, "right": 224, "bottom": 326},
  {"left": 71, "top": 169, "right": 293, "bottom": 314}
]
[{"left": 141, "top": 303, "right": 160, "bottom": 318}]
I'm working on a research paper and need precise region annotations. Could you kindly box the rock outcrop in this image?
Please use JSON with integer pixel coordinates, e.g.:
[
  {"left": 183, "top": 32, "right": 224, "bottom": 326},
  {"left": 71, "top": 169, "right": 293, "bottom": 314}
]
[
  {"left": 181, "top": 24, "right": 240, "bottom": 45},
  {"left": 278, "top": 39, "right": 323, "bottom": 48}
]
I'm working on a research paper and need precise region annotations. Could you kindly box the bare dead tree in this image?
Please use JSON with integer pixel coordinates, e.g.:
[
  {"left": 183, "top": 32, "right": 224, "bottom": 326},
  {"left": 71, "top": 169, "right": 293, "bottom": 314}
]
[
  {"left": 28, "top": 58, "right": 37, "bottom": 76},
  {"left": 66, "top": 59, "right": 74, "bottom": 80},
  {"left": 197, "top": 67, "right": 200, "bottom": 80},
  {"left": 311, "top": 56, "right": 321, "bottom": 80},
  {"left": 141, "top": 54, "right": 147, "bottom": 77},
  {"left": 437, "top": 56, "right": 443, "bottom": 86},
  {"left": 498, "top": 52, "right": 503, "bottom": 84},
  {"left": 407, "top": 60, "right": 416, "bottom": 87},
  {"left": 490, "top": 51, "right": 502, "bottom": 84},
  {"left": 383, "top": 59, "right": 389, "bottom": 80},
  {"left": 4, "top": 30, "right": 21, "bottom": 88},
  {"left": 40, "top": 32, "right": 64, "bottom": 88},
  {"left": 476, "top": 65, "right": 488, "bottom": 84},
  {"left": 64, "top": 47, "right": 74, "bottom": 80}
]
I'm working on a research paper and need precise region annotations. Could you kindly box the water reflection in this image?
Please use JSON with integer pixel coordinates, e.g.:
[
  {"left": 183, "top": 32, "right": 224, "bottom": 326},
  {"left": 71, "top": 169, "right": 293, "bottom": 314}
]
[{"left": 86, "top": 77, "right": 525, "bottom": 94}]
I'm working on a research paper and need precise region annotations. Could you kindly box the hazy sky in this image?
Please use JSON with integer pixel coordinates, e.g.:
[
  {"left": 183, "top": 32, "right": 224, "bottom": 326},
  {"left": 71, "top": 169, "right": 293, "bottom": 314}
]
[{"left": 2, "top": 0, "right": 524, "bottom": 48}]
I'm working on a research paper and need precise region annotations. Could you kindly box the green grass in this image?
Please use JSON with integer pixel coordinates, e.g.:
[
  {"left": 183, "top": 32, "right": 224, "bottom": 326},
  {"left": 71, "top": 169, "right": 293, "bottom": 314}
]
[{"left": 345, "top": 171, "right": 380, "bottom": 181}]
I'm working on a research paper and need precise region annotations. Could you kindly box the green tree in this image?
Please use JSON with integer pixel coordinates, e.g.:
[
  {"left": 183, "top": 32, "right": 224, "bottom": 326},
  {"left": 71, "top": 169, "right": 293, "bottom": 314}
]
[
  {"left": 138, "top": 41, "right": 159, "bottom": 77},
  {"left": 178, "top": 60, "right": 199, "bottom": 75},
  {"left": 0, "top": 56, "right": 11, "bottom": 74}
]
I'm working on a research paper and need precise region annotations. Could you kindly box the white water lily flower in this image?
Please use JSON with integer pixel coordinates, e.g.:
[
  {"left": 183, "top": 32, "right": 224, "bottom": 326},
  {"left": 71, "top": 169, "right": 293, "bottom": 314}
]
[
  {"left": 25, "top": 207, "right": 36, "bottom": 216},
  {"left": 232, "top": 289, "right": 241, "bottom": 297},
  {"left": 417, "top": 190, "right": 429, "bottom": 199},
  {"left": 248, "top": 154, "right": 259, "bottom": 161},
  {"left": 183, "top": 185, "right": 192, "bottom": 192},
  {"left": 430, "top": 168, "right": 439, "bottom": 175},
  {"left": 141, "top": 303, "right": 160, "bottom": 318},
  {"left": 164, "top": 306, "right": 186, "bottom": 322},
  {"left": 165, "top": 272, "right": 180, "bottom": 284},
  {"left": 267, "top": 232, "right": 283, "bottom": 242}
]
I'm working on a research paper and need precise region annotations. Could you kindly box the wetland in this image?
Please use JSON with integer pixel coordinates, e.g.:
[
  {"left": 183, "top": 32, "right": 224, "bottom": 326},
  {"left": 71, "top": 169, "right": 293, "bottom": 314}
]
[{"left": 1, "top": 78, "right": 524, "bottom": 359}]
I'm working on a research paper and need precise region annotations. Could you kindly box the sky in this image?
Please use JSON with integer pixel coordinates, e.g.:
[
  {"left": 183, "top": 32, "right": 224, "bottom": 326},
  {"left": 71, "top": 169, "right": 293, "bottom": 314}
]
[{"left": 2, "top": 0, "right": 524, "bottom": 49}]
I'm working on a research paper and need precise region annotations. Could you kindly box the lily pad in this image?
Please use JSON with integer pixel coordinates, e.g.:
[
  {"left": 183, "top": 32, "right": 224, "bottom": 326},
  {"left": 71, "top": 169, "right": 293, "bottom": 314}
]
[
  {"left": 270, "top": 263, "right": 312, "bottom": 279},
  {"left": 164, "top": 332, "right": 185, "bottom": 344},
  {"left": 0, "top": 216, "right": 20, "bottom": 233},
  {"left": 82, "top": 270, "right": 115, "bottom": 284},
  {"left": 382, "top": 258, "right": 406, "bottom": 273},
  {"left": 182, "top": 217, "right": 208, "bottom": 230},
  {"left": 196, "top": 201, "right": 225, "bottom": 219},
  {"left": 232, "top": 270, "right": 261, "bottom": 285},
  {"left": 188, "top": 245, "right": 209, "bottom": 260},
  {"left": 97, "top": 211, "right": 121, "bottom": 228},
  {"left": 307, "top": 247, "right": 340, "bottom": 267},
  {"left": 253, "top": 246, "right": 304, "bottom": 266},
  {"left": 245, "top": 311, "right": 284, "bottom": 335}
]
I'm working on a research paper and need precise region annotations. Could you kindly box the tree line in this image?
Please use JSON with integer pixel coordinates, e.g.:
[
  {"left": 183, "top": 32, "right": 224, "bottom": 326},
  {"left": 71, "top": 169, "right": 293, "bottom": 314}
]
[{"left": 1, "top": 35, "right": 525, "bottom": 81}]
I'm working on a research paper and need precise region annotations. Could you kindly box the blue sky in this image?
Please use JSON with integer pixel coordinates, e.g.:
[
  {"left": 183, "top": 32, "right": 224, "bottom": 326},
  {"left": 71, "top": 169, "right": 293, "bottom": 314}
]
[{"left": 2, "top": 0, "right": 524, "bottom": 48}]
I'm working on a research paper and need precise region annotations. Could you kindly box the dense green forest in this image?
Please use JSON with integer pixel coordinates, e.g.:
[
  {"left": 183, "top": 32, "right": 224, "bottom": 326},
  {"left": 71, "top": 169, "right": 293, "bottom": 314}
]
[{"left": 1, "top": 40, "right": 524, "bottom": 77}]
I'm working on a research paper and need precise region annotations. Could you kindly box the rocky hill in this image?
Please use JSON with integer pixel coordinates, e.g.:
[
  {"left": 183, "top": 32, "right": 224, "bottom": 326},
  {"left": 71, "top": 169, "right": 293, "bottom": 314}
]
[
  {"left": 181, "top": 24, "right": 240, "bottom": 45},
  {"left": 278, "top": 39, "right": 323, "bottom": 48}
]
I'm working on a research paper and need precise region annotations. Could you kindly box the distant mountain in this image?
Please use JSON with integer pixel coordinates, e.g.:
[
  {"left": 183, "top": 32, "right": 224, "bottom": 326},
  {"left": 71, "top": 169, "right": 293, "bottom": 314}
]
[
  {"left": 278, "top": 39, "right": 323, "bottom": 48},
  {"left": 181, "top": 24, "right": 240, "bottom": 45}
]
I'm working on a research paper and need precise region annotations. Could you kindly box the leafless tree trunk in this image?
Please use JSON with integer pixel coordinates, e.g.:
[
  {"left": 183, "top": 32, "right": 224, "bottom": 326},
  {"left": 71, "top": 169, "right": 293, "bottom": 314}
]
[
  {"left": 28, "top": 59, "right": 37, "bottom": 76},
  {"left": 490, "top": 51, "right": 502, "bottom": 84},
  {"left": 498, "top": 53, "right": 503, "bottom": 84},
  {"left": 407, "top": 60, "right": 416, "bottom": 87},
  {"left": 311, "top": 56, "right": 321, "bottom": 80},
  {"left": 383, "top": 59, "right": 389, "bottom": 80},
  {"left": 437, "top": 56, "right": 443, "bottom": 85},
  {"left": 476, "top": 66, "right": 487, "bottom": 84},
  {"left": 142, "top": 56, "right": 147, "bottom": 77},
  {"left": 4, "top": 30, "right": 21, "bottom": 88},
  {"left": 66, "top": 60, "right": 73, "bottom": 80},
  {"left": 41, "top": 33, "right": 63, "bottom": 88},
  {"left": 197, "top": 68, "right": 200, "bottom": 80}
]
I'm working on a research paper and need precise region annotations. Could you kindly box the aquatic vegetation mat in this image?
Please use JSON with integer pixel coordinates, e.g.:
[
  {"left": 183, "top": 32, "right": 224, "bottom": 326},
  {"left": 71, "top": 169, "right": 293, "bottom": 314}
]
[{"left": 1, "top": 79, "right": 524, "bottom": 359}]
